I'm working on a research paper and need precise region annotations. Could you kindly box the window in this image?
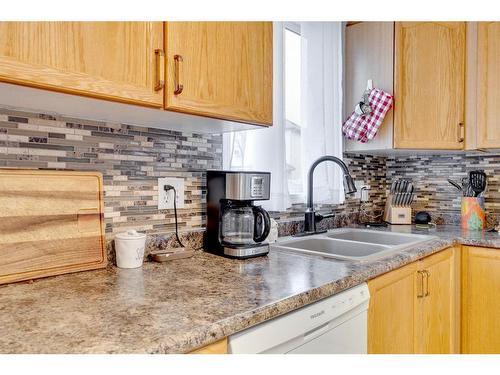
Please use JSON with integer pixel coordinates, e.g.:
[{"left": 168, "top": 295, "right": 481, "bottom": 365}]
[
  {"left": 223, "top": 22, "right": 345, "bottom": 211},
  {"left": 284, "top": 23, "right": 304, "bottom": 199}
]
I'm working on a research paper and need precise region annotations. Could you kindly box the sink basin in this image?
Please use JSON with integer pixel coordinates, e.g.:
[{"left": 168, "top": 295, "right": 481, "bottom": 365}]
[
  {"left": 326, "top": 229, "right": 433, "bottom": 246},
  {"left": 271, "top": 228, "right": 438, "bottom": 261},
  {"left": 274, "top": 238, "right": 392, "bottom": 259}
]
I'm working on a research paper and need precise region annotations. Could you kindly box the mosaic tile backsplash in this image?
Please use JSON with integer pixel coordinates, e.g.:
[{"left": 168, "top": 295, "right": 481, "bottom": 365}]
[
  {"left": 0, "top": 107, "right": 223, "bottom": 243},
  {"left": 4, "top": 105, "right": 500, "bottom": 257},
  {"left": 386, "top": 153, "right": 500, "bottom": 226}
]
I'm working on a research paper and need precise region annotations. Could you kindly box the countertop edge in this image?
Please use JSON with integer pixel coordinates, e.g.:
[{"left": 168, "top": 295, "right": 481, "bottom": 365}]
[{"left": 173, "top": 238, "right": 458, "bottom": 353}]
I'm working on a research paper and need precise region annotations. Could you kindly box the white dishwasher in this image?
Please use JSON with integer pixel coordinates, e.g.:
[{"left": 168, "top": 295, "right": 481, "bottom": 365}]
[{"left": 228, "top": 283, "right": 369, "bottom": 354}]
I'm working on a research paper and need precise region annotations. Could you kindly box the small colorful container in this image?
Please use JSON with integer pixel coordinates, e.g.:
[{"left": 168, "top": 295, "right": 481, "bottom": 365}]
[{"left": 461, "top": 197, "right": 486, "bottom": 231}]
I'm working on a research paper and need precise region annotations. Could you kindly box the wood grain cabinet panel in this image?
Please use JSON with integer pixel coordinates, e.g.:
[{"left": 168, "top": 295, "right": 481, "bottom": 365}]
[
  {"left": 368, "top": 247, "right": 459, "bottom": 354},
  {"left": 368, "top": 261, "right": 418, "bottom": 354},
  {"left": 417, "top": 247, "right": 460, "bottom": 354},
  {"left": 0, "top": 22, "right": 164, "bottom": 107},
  {"left": 462, "top": 246, "right": 500, "bottom": 353},
  {"left": 189, "top": 338, "right": 228, "bottom": 354},
  {"left": 165, "top": 22, "right": 273, "bottom": 125},
  {"left": 394, "top": 22, "right": 465, "bottom": 149},
  {"left": 476, "top": 22, "right": 500, "bottom": 148}
]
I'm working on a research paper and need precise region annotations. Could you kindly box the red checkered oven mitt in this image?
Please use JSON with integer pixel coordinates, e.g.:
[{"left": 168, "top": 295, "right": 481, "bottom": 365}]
[{"left": 342, "top": 88, "right": 393, "bottom": 143}]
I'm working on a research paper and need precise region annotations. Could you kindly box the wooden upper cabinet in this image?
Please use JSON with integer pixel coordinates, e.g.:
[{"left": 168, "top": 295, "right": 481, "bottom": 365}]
[
  {"left": 0, "top": 22, "right": 164, "bottom": 107},
  {"left": 394, "top": 22, "right": 465, "bottom": 149},
  {"left": 165, "top": 22, "right": 273, "bottom": 126},
  {"left": 476, "top": 22, "right": 500, "bottom": 148}
]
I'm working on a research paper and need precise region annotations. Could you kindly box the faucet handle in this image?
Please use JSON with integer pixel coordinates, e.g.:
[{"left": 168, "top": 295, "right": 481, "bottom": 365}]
[{"left": 315, "top": 213, "right": 334, "bottom": 222}]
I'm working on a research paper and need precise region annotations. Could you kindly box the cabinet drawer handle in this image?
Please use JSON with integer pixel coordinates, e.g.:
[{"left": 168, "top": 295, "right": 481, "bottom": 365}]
[
  {"left": 423, "top": 270, "right": 430, "bottom": 297},
  {"left": 417, "top": 270, "right": 425, "bottom": 298},
  {"left": 457, "top": 122, "right": 465, "bottom": 143},
  {"left": 154, "top": 49, "right": 165, "bottom": 91},
  {"left": 174, "top": 54, "right": 184, "bottom": 95}
]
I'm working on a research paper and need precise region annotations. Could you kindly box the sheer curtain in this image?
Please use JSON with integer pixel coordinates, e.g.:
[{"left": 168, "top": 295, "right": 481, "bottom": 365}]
[
  {"left": 223, "top": 22, "right": 344, "bottom": 211},
  {"left": 300, "top": 22, "right": 345, "bottom": 206}
]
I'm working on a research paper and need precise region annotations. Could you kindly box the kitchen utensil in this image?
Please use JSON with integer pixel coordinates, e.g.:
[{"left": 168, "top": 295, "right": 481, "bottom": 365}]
[
  {"left": 405, "top": 184, "right": 414, "bottom": 206},
  {"left": 469, "top": 170, "right": 487, "bottom": 197},
  {"left": 461, "top": 176, "right": 473, "bottom": 197},
  {"left": 115, "top": 230, "right": 147, "bottom": 268},
  {"left": 390, "top": 180, "right": 397, "bottom": 194},
  {"left": 447, "top": 179, "right": 462, "bottom": 191},
  {"left": 394, "top": 180, "right": 401, "bottom": 195},
  {"left": 384, "top": 178, "right": 412, "bottom": 224},
  {"left": 0, "top": 170, "right": 106, "bottom": 285},
  {"left": 405, "top": 192, "right": 412, "bottom": 206},
  {"left": 401, "top": 180, "right": 408, "bottom": 193}
]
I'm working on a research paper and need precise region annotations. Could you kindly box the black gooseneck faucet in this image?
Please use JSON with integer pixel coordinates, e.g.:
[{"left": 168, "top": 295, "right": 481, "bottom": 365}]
[{"left": 303, "top": 155, "right": 357, "bottom": 234}]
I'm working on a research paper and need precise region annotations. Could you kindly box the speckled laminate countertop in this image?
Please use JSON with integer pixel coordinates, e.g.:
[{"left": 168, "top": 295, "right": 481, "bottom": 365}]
[{"left": 0, "top": 225, "right": 499, "bottom": 354}]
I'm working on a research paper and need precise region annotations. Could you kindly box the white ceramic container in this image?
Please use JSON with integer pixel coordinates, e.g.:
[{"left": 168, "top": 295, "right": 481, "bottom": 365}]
[{"left": 115, "top": 230, "right": 147, "bottom": 269}]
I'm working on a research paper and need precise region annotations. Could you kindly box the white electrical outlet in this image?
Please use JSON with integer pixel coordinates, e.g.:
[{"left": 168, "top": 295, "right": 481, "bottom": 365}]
[
  {"left": 353, "top": 181, "right": 370, "bottom": 202},
  {"left": 158, "top": 177, "right": 185, "bottom": 210}
]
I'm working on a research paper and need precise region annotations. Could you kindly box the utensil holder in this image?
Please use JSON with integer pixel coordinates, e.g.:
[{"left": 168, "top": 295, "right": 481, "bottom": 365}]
[
  {"left": 461, "top": 197, "right": 486, "bottom": 231},
  {"left": 383, "top": 194, "right": 412, "bottom": 225}
]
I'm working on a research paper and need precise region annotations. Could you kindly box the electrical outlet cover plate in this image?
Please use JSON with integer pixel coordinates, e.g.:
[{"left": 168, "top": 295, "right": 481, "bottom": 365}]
[
  {"left": 354, "top": 181, "right": 369, "bottom": 201},
  {"left": 158, "top": 177, "right": 185, "bottom": 210}
]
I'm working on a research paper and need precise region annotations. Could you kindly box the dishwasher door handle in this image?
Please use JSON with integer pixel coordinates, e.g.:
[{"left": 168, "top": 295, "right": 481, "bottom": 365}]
[{"left": 303, "top": 322, "right": 331, "bottom": 341}]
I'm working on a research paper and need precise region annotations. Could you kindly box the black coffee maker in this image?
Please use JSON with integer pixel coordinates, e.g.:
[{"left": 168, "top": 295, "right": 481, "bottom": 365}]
[{"left": 204, "top": 171, "right": 271, "bottom": 258}]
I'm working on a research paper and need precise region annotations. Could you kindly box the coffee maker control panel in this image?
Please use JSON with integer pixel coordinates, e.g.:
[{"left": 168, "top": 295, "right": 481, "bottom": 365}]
[
  {"left": 225, "top": 172, "right": 270, "bottom": 201},
  {"left": 251, "top": 176, "right": 265, "bottom": 198}
]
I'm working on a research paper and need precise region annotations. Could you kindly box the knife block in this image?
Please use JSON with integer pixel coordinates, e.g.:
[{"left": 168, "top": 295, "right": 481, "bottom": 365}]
[{"left": 383, "top": 194, "right": 412, "bottom": 225}]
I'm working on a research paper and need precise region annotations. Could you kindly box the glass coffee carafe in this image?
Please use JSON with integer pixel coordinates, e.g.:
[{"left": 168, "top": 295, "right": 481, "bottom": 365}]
[{"left": 220, "top": 204, "right": 271, "bottom": 247}]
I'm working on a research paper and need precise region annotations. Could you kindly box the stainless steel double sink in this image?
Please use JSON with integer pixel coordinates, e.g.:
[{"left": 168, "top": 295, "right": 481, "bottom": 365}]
[{"left": 271, "top": 228, "right": 438, "bottom": 261}]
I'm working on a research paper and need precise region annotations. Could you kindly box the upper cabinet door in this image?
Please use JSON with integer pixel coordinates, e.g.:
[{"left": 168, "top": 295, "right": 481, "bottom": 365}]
[
  {"left": 0, "top": 22, "right": 164, "bottom": 107},
  {"left": 477, "top": 22, "right": 500, "bottom": 148},
  {"left": 394, "top": 22, "right": 465, "bottom": 149},
  {"left": 165, "top": 22, "right": 273, "bottom": 126}
]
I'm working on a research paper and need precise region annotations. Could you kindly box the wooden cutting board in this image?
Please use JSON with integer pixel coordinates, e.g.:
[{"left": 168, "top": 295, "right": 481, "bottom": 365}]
[{"left": 0, "top": 169, "right": 106, "bottom": 284}]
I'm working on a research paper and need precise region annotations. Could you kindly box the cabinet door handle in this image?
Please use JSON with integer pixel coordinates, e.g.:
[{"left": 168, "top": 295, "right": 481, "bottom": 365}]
[
  {"left": 417, "top": 270, "right": 425, "bottom": 298},
  {"left": 154, "top": 49, "right": 165, "bottom": 91},
  {"left": 174, "top": 54, "right": 184, "bottom": 95},
  {"left": 457, "top": 122, "right": 465, "bottom": 143},
  {"left": 423, "top": 270, "right": 430, "bottom": 297}
]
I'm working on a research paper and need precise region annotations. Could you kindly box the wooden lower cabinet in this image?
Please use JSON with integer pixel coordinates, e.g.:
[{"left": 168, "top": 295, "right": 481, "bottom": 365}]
[
  {"left": 189, "top": 338, "right": 228, "bottom": 354},
  {"left": 368, "top": 247, "right": 459, "bottom": 354},
  {"left": 417, "top": 248, "right": 460, "bottom": 353},
  {"left": 368, "top": 260, "right": 417, "bottom": 353},
  {"left": 462, "top": 246, "right": 500, "bottom": 353}
]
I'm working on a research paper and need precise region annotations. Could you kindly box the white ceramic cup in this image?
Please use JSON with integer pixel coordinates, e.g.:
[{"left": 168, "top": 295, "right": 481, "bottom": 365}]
[{"left": 115, "top": 230, "right": 147, "bottom": 269}]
